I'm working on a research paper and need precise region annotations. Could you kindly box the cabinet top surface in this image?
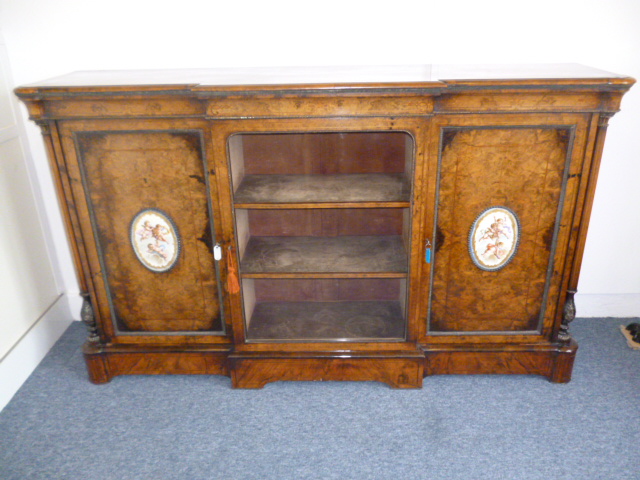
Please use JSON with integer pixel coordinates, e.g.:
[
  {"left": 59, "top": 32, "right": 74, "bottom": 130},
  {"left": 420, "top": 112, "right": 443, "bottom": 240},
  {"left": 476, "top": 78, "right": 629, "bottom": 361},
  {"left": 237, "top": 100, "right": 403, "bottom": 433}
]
[{"left": 16, "top": 64, "right": 634, "bottom": 93}]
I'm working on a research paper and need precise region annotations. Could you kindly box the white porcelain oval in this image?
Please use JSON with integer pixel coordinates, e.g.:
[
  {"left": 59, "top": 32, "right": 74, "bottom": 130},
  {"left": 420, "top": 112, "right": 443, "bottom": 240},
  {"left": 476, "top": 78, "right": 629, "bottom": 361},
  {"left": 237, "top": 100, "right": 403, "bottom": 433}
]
[
  {"left": 469, "top": 206, "right": 520, "bottom": 271},
  {"left": 130, "top": 209, "right": 181, "bottom": 272}
]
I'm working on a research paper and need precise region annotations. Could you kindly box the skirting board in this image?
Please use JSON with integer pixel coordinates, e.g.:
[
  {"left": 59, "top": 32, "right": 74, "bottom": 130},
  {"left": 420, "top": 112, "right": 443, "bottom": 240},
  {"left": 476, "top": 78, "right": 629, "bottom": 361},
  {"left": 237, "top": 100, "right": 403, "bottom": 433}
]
[
  {"left": 67, "top": 291, "right": 83, "bottom": 321},
  {"left": 0, "top": 294, "right": 74, "bottom": 412},
  {"left": 575, "top": 293, "right": 640, "bottom": 318}
]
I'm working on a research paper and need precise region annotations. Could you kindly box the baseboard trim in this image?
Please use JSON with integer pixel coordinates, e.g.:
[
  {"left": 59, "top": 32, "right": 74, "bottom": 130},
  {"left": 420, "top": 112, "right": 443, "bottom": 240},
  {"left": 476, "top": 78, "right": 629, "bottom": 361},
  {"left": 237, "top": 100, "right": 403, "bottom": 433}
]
[
  {"left": 575, "top": 293, "right": 640, "bottom": 318},
  {"left": 66, "top": 291, "right": 83, "bottom": 321},
  {"left": 0, "top": 295, "right": 73, "bottom": 412}
]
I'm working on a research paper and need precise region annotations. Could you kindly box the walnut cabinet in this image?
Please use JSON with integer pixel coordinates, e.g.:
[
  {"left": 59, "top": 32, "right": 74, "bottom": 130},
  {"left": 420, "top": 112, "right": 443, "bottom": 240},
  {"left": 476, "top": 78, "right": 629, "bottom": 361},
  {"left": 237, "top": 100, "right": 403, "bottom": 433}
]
[{"left": 16, "top": 65, "right": 633, "bottom": 388}]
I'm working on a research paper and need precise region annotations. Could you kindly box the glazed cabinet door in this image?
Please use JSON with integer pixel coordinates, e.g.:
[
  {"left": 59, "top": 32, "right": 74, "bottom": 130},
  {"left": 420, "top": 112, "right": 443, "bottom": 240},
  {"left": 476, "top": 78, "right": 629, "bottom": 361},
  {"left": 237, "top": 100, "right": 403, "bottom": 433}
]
[
  {"left": 420, "top": 113, "right": 595, "bottom": 342},
  {"left": 57, "top": 120, "right": 230, "bottom": 344},
  {"left": 210, "top": 117, "right": 429, "bottom": 347}
]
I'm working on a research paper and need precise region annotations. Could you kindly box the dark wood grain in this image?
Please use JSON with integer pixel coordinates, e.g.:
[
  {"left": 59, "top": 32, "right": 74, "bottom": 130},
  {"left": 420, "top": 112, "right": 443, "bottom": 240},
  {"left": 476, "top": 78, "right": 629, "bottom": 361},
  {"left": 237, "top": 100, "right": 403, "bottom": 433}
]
[
  {"left": 423, "top": 339, "right": 578, "bottom": 383},
  {"left": 83, "top": 343, "right": 231, "bottom": 384},
  {"left": 229, "top": 354, "right": 424, "bottom": 389},
  {"left": 430, "top": 127, "right": 570, "bottom": 333},
  {"left": 76, "top": 131, "right": 224, "bottom": 333}
]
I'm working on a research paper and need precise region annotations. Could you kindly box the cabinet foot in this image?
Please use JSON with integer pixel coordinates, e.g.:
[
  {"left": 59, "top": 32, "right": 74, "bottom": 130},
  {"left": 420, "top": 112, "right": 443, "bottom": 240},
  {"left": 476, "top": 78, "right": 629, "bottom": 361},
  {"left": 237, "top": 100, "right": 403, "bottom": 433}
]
[
  {"left": 84, "top": 350, "right": 112, "bottom": 384},
  {"left": 548, "top": 339, "right": 579, "bottom": 383}
]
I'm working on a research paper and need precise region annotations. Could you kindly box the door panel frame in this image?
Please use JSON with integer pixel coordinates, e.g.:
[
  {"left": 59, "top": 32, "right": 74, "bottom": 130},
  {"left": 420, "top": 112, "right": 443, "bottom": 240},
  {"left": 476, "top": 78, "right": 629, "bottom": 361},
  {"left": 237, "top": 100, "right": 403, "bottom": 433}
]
[
  {"left": 419, "top": 113, "right": 593, "bottom": 344},
  {"left": 57, "top": 118, "right": 231, "bottom": 345}
]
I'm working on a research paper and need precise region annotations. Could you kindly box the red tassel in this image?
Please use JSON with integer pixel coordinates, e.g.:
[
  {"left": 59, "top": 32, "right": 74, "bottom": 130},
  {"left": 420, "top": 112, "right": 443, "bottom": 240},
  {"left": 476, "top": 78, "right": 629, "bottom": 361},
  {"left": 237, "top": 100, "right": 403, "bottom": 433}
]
[{"left": 226, "top": 248, "right": 241, "bottom": 294}]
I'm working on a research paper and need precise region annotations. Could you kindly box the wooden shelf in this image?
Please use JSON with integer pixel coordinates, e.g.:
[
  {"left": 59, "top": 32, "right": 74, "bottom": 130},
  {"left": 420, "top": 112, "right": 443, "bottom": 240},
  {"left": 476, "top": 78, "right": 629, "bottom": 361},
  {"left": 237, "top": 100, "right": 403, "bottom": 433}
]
[
  {"left": 240, "top": 235, "right": 408, "bottom": 276},
  {"left": 233, "top": 173, "right": 411, "bottom": 207},
  {"left": 246, "top": 301, "right": 405, "bottom": 341}
]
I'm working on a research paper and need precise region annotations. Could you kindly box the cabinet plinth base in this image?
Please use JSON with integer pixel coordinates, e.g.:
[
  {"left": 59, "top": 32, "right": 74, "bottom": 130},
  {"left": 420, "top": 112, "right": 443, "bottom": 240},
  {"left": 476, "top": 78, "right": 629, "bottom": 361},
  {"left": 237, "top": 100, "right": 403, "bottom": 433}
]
[
  {"left": 83, "top": 343, "right": 231, "bottom": 384},
  {"left": 423, "top": 340, "right": 578, "bottom": 383},
  {"left": 83, "top": 341, "right": 578, "bottom": 386},
  {"left": 228, "top": 351, "right": 424, "bottom": 389}
]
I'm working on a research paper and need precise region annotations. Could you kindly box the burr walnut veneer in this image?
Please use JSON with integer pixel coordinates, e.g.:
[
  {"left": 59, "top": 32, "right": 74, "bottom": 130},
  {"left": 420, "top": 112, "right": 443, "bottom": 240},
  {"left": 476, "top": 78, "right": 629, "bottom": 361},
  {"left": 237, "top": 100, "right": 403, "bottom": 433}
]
[{"left": 16, "top": 65, "right": 633, "bottom": 388}]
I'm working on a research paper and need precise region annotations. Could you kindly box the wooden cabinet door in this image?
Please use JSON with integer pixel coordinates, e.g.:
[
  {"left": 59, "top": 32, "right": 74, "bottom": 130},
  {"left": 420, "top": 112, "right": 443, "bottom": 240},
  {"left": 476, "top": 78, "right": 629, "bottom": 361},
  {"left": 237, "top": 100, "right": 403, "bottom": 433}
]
[
  {"left": 57, "top": 119, "right": 230, "bottom": 344},
  {"left": 420, "top": 114, "right": 594, "bottom": 342}
]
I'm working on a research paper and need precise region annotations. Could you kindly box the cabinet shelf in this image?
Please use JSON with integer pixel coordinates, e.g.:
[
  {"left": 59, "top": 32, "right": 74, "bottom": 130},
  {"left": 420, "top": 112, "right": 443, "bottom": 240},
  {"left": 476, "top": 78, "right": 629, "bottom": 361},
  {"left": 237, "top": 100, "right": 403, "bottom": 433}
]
[
  {"left": 233, "top": 173, "right": 411, "bottom": 207},
  {"left": 245, "top": 301, "right": 406, "bottom": 341},
  {"left": 240, "top": 235, "right": 408, "bottom": 276}
]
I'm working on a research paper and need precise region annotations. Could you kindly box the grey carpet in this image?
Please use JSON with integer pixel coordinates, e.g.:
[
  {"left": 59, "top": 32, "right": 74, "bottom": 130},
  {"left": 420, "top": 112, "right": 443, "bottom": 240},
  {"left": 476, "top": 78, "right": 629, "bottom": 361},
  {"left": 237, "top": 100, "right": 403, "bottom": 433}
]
[{"left": 0, "top": 318, "right": 638, "bottom": 480}]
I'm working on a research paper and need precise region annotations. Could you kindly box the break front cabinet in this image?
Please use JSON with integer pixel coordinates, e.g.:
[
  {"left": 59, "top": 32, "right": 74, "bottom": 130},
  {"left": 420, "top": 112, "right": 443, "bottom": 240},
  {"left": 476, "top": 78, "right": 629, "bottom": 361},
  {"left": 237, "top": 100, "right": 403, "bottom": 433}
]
[{"left": 15, "top": 65, "right": 633, "bottom": 388}]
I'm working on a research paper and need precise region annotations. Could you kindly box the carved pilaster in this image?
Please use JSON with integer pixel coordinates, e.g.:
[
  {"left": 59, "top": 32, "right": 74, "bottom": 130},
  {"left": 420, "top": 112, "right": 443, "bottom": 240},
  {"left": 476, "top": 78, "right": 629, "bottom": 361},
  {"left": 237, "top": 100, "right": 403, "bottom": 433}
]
[
  {"left": 558, "top": 289, "right": 577, "bottom": 343},
  {"left": 16, "top": 96, "right": 46, "bottom": 123},
  {"left": 598, "top": 112, "right": 615, "bottom": 128},
  {"left": 80, "top": 292, "right": 100, "bottom": 343},
  {"left": 34, "top": 119, "right": 51, "bottom": 136}
]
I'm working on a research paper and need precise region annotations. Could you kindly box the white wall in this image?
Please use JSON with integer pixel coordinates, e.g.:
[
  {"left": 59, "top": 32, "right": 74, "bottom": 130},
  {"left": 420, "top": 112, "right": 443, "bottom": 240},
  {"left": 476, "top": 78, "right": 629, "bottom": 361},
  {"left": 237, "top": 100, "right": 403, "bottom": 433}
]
[
  {"left": 0, "top": 31, "right": 74, "bottom": 411},
  {"left": 0, "top": 0, "right": 638, "bottom": 406},
  {"left": 3, "top": 0, "right": 640, "bottom": 306}
]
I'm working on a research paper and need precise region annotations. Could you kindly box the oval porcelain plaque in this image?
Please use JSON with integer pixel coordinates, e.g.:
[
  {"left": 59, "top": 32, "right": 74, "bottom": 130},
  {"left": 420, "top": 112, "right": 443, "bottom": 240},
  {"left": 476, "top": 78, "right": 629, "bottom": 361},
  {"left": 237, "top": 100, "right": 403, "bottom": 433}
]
[
  {"left": 469, "top": 206, "right": 520, "bottom": 271},
  {"left": 130, "top": 209, "right": 181, "bottom": 272}
]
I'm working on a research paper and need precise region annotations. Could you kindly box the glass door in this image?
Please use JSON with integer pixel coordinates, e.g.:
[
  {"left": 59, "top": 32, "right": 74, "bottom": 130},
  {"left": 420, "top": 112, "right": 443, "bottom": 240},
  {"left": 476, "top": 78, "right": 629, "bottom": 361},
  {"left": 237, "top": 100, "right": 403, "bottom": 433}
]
[{"left": 228, "top": 131, "right": 415, "bottom": 342}]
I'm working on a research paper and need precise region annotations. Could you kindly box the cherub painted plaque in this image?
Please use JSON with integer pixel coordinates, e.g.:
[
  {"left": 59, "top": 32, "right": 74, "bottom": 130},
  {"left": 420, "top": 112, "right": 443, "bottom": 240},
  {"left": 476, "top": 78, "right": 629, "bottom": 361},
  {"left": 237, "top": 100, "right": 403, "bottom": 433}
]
[
  {"left": 469, "top": 206, "right": 520, "bottom": 271},
  {"left": 130, "top": 209, "right": 181, "bottom": 272}
]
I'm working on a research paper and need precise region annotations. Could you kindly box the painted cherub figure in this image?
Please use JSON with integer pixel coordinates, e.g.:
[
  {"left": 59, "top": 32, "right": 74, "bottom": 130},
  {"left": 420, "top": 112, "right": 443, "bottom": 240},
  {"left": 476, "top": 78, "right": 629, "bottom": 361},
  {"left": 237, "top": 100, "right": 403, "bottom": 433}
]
[
  {"left": 494, "top": 217, "right": 512, "bottom": 238},
  {"left": 479, "top": 216, "right": 511, "bottom": 243},
  {"left": 137, "top": 220, "right": 154, "bottom": 240},
  {"left": 151, "top": 224, "right": 170, "bottom": 244},
  {"left": 481, "top": 241, "right": 507, "bottom": 260},
  {"left": 147, "top": 242, "right": 168, "bottom": 259}
]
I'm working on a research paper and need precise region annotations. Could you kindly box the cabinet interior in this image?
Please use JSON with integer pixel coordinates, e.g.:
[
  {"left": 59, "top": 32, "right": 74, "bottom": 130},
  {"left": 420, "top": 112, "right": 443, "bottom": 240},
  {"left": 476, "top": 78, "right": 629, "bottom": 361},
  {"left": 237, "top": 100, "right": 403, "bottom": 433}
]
[{"left": 228, "top": 131, "right": 414, "bottom": 342}]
